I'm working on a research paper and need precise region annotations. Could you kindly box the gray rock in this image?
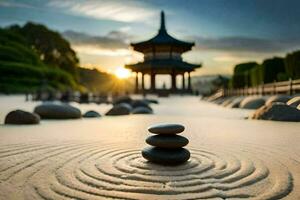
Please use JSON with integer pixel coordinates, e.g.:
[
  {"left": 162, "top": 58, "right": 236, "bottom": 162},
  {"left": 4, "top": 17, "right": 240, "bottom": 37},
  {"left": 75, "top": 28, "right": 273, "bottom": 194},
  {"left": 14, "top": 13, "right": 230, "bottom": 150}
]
[
  {"left": 112, "top": 96, "right": 132, "bottom": 105},
  {"left": 5, "top": 110, "right": 40, "bottom": 125},
  {"left": 106, "top": 103, "right": 132, "bottom": 116},
  {"left": 83, "top": 110, "right": 101, "bottom": 118},
  {"left": 227, "top": 97, "right": 245, "bottom": 108},
  {"left": 131, "top": 100, "right": 153, "bottom": 111},
  {"left": 142, "top": 147, "right": 190, "bottom": 165},
  {"left": 34, "top": 103, "right": 81, "bottom": 119},
  {"left": 287, "top": 96, "right": 300, "bottom": 108},
  {"left": 146, "top": 135, "right": 189, "bottom": 148},
  {"left": 221, "top": 96, "right": 236, "bottom": 107},
  {"left": 252, "top": 102, "right": 300, "bottom": 122},
  {"left": 148, "top": 123, "right": 185, "bottom": 134},
  {"left": 144, "top": 99, "right": 159, "bottom": 104},
  {"left": 265, "top": 95, "right": 291, "bottom": 105},
  {"left": 131, "top": 107, "right": 153, "bottom": 114},
  {"left": 213, "top": 97, "right": 229, "bottom": 105},
  {"left": 240, "top": 96, "right": 266, "bottom": 109}
]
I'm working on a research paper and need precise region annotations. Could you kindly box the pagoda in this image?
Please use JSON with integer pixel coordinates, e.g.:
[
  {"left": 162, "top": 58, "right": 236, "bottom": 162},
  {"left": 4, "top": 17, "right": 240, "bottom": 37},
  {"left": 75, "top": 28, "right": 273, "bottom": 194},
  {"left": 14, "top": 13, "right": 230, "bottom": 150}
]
[{"left": 126, "top": 11, "right": 201, "bottom": 94}]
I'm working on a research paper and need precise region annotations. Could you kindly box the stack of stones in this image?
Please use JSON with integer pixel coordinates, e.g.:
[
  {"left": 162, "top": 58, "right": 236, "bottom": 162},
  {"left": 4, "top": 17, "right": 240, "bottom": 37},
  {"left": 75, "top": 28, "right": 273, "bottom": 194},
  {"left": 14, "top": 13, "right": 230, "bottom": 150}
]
[{"left": 142, "top": 123, "right": 190, "bottom": 165}]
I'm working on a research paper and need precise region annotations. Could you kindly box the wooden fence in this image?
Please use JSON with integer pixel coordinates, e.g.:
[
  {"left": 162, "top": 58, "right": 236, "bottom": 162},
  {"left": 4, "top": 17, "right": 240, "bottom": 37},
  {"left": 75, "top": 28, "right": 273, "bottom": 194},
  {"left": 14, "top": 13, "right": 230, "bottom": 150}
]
[{"left": 223, "top": 79, "right": 300, "bottom": 96}]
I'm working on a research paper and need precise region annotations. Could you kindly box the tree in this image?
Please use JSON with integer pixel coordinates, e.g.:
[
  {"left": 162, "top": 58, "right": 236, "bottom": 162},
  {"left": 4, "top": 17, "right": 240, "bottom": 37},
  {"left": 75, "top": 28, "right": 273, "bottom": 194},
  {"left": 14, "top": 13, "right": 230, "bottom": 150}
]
[
  {"left": 9, "top": 22, "right": 80, "bottom": 80},
  {"left": 0, "top": 27, "right": 78, "bottom": 93},
  {"left": 285, "top": 51, "right": 300, "bottom": 79},
  {"left": 234, "top": 62, "right": 258, "bottom": 74},
  {"left": 231, "top": 62, "right": 257, "bottom": 88},
  {"left": 261, "top": 57, "right": 286, "bottom": 83}
]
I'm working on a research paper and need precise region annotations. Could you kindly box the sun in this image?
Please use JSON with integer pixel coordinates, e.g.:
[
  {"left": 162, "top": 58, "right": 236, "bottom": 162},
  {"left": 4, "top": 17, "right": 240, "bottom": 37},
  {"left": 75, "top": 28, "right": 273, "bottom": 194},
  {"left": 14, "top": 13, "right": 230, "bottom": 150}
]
[{"left": 115, "top": 67, "right": 131, "bottom": 79}]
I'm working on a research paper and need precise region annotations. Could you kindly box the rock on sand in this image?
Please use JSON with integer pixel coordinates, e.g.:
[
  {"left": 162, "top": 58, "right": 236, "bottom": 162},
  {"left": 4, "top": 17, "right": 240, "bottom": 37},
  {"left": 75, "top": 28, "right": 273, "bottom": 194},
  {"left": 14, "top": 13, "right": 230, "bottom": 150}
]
[
  {"left": 240, "top": 96, "right": 266, "bottom": 109},
  {"left": 106, "top": 103, "right": 132, "bottom": 116},
  {"left": 112, "top": 96, "right": 132, "bottom": 105},
  {"left": 34, "top": 103, "right": 81, "bottom": 119},
  {"left": 131, "top": 107, "right": 153, "bottom": 114},
  {"left": 5, "top": 110, "right": 40, "bottom": 124},
  {"left": 265, "top": 95, "right": 291, "bottom": 105},
  {"left": 83, "top": 110, "right": 101, "bottom": 118},
  {"left": 287, "top": 96, "right": 300, "bottom": 108},
  {"left": 252, "top": 102, "right": 300, "bottom": 122},
  {"left": 226, "top": 96, "right": 245, "bottom": 108},
  {"left": 142, "top": 147, "right": 190, "bottom": 165}
]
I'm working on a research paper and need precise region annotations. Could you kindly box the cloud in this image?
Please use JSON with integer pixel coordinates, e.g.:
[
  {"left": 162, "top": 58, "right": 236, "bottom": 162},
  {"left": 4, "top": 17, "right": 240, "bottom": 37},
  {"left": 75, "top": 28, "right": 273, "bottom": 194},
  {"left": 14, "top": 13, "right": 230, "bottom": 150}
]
[
  {"left": 213, "top": 55, "right": 247, "bottom": 63},
  {"left": 0, "top": 1, "right": 36, "bottom": 9},
  {"left": 73, "top": 45, "right": 132, "bottom": 57},
  {"left": 62, "top": 30, "right": 143, "bottom": 71},
  {"left": 63, "top": 30, "right": 130, "bottom": 49},
  {"left": 193, "top": 36, "right": 300, "bottom": 53},
  {"left": 47, "top": 0, "right": 156, "bottom": 22}
]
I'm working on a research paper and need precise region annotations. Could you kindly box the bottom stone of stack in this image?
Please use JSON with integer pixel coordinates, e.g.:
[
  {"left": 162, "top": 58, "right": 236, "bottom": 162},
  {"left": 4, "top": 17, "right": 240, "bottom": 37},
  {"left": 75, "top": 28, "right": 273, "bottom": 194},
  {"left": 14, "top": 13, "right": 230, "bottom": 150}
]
[{"left": 141, "top": 147, "right": 190, "bottom": 165}]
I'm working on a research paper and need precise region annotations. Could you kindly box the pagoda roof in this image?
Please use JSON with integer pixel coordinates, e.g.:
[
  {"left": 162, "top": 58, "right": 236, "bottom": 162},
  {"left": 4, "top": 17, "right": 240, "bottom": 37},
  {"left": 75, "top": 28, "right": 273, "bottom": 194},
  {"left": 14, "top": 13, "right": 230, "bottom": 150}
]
[
  {"left": 125, "top": 59, "right": 201, "bottom": 73},
  {"left": 131, "top": 11, "right": 194, "bottom": 52}
]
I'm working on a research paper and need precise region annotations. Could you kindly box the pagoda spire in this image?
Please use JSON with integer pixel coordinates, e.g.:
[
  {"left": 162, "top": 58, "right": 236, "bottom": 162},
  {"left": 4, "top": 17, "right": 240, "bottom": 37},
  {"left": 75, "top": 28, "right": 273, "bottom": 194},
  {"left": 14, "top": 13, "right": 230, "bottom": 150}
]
[{"left": 159, "top": 10, "right": 166, "bottom": 33}]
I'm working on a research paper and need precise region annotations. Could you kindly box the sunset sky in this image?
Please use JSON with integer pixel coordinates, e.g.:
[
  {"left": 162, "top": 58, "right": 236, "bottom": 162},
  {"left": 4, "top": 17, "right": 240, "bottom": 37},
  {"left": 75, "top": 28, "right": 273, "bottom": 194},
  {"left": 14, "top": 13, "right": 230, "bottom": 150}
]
[{"left": 1, "top": 0, "right": 300, "bottom": 76}]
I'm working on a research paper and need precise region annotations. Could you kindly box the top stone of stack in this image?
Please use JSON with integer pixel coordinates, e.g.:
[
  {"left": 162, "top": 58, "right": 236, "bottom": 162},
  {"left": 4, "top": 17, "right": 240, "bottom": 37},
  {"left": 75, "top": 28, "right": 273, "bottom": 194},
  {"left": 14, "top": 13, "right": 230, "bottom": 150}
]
[{"left": 148, "top": 123, "right": 185, "bottom": 134}]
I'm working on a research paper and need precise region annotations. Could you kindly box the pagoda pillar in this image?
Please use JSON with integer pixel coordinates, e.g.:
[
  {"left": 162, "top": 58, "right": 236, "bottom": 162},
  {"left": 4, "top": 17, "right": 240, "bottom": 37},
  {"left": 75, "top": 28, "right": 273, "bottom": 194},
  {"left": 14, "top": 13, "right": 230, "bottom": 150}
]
[
  {"left": 135, "top": 72, "right": 139, "bottom": 93},
  {"left": 141, "top": 73, "right": 145, "bottom": 91},
  {"left": 188, "top": 72, "right": 192, "bottom": 91},
  {"left": 150, "top": 72, "right": 156, "bottom": 92},
  {"left": 171, "top": 69, "right": 176, "bottom": 91},
  {"left": 182, "top": 73, "right": 186, "bottom": 91}
]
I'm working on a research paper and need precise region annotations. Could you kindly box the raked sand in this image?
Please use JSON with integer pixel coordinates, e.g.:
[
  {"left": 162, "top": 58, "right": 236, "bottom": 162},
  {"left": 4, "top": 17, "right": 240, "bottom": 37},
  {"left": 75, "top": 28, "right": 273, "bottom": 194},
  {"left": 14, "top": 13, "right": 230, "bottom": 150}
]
[{"left": 0, "top": 95, "right": 300, "bottom": 199}]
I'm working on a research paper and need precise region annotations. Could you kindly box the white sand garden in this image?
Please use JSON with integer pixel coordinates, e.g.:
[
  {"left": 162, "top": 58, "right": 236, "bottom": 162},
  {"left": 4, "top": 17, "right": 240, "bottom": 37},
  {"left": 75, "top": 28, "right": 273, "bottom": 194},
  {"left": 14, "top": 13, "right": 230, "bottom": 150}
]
[{"left": 0, "top": 95, "right": 300, "bottom": 199}]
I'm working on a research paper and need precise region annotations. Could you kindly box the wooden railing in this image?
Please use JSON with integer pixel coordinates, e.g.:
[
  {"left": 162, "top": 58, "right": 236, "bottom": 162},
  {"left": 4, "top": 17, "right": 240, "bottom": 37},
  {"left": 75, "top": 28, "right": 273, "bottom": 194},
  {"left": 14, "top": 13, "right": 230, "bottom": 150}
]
[{"left": 223, "top": 79, "right": 300, "bottom": 96}]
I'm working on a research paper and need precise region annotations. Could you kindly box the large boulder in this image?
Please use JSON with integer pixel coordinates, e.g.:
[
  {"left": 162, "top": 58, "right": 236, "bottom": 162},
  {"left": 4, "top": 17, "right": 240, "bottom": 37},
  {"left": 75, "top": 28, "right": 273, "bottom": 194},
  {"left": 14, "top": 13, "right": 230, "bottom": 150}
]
[
  {"left": 240, "top": 96, "right": 266, "bottom": 109},
  {"left": 34, "top": 103, "right": 81, "bottom": 119},
  {"left": 252, "top": 102, "right": 300, "bottom": 122},
  {"left": 287, "top": 96, "right": 300, "bottom": 108},
  {"left": 5, "top": 110, "right": 40, "bottom": 124},
  {"left": 106, "top": 103, "right": 132, "bottom": 116},
  {"left": 265, "top": 95, "right": 291, "bottom": 105},
  {"left": 83, "top": 110, "right": 101, "bottom": 118},
  {"left": 131, "top": 106, "right": 153, "bottom": 114}
]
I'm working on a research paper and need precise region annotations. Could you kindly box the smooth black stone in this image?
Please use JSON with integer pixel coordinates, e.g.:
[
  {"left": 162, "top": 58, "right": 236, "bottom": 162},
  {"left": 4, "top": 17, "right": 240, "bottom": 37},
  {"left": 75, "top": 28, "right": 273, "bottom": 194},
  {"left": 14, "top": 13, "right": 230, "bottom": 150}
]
[
  {"left": 112, "top": 96, "right": 132, "bottom": 105},
  {"left": 148, "top": 123, "right": 185, "bottom": 134},
  {"left": 146, "top": 135, "right": 188, "bottom": 148},
  {"left": 142, "top": 147, "right": 190, "bottom": 165},
  {"left": 131, "top": 100, "right": 152, "bottom": 111},
  {"left": 131, "top": 107, "right": 153, "bottom": 114},
  {"left": 106, "top": 103, "right": 132, "bottom": 116},
  {"left": 83, "top": 110, "right": 101, "bottom": 118},
  {"left": 144, "top": 99, "right": 159, "bottom": 104},
  {"left": 34, "top": 103, "right": 81, "bottom": 119},
  {"left": 5, "top": 110, "right": 40, "bottom": 125}
]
